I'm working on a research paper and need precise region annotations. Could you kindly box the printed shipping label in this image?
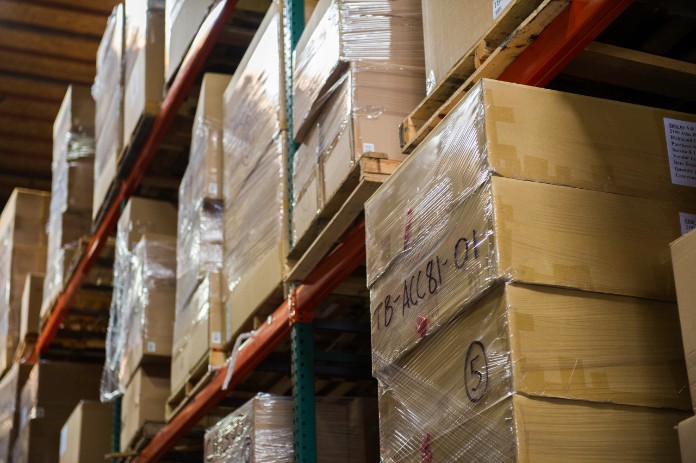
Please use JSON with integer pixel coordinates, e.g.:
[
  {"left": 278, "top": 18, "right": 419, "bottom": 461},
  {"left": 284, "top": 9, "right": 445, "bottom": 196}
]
[
  {"left": 680, "top": 212, "right": 696, "bottom": 235},
  {"left": 493, "top": 0, "right": 513, "bottom": 18},
  {"left": 664, "top": 118, "right": 696, "bottom": 187},
  {"left": 363, "top": 143, "right": 375, "bottom": 153},
  {"left": 147, "top": 341, "right": 156, "bottom": 352},
  {"left": 211, "top": 331, "right": 222, "bottom": 344}
]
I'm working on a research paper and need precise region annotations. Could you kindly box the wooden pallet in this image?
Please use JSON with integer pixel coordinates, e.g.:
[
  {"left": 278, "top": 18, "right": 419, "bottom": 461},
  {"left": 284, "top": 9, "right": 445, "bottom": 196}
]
[
  {"left": 165, "top": 350, "right": 226, "bottom": 421},
  {"left": 286, "top": 154, "right": 400, "bottom": 282},
  {"left": 399, "top": 0, "right": 571, "bottom": 154}
]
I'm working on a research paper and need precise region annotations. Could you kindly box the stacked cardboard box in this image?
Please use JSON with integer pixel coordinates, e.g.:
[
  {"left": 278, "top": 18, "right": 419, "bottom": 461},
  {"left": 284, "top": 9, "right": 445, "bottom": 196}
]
[
  {"left": 59, "top": 401, "right": 112, "bottom": 463},
  {"left": 11, "top": 362, "right": 102, "bottom": 463},
  {"left": 0, "top": 364, "right": 31, "bottom": 462},
  {"left": 172, "top": 74, "right": 229, "bottom": 395},
  {"left": 101, "top": 197, "right": 177, "bottom": 402},
  {"left": 121, "top": 366, "right": 170, "bottom": 452},
  {"left": 43, "top": 86, "right": 95, "bottom": 314},
  {"left": 222, "top": 1, "right": 287, "bottom": 345},
  {"left": 290, "top": 0, "right": 425, "bottom": 246},
  {"left": 93, "top": 5, "right": 124, "bottom": 220},
  {"left": 165, "top": 0, "right": 215, "bottom": 82},
  {"left": 366, "top": 79, "right": 696, "bottom": 461},
  {"left": 0, "top": 189, "right": 50, "bottom": 375},
  {"left": 16, "top": 274, "right": 43, "bottom": 362},
  {"left": 204, "top": 394, "right": 378, "bottom": 462}
]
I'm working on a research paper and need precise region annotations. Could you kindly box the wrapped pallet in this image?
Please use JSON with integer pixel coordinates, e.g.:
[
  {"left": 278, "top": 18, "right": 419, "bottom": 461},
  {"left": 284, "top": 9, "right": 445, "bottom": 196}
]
[
  {"left": 0, "top": 189, "right": 50, "bottom": 375},
  {"left": 123, "top": 0, "right": 165, "bottom": 148},
  {"left": 292, "top": 0, "right": 424, "bottom": 141},
  {"left": 222, "top": 1, "right": 287, "bottom": 345},
  {"left": 204, "top": 394, "right": 378, "bottom": 462},
  {"left": 11, "top": 362, "right": 102, "bottom": 463},
  {"left": 93, "top": 5, "right": 124, "bottom": 220},
  {"left": 120, "top": 366, "right": 169, "bottom": 452},
  {"left": 101, "top": 197, "right": 177, "bottom": 401},
  {"left": 172, "top": 73, "right": 230, "bottom": 396},
  {"left": 0, "top": 365, "right": 31, "bottom": 463},
  {"left": 59, "top": 401, "right": 112, "bottom": 463},
  {"left": 43, "top": 86, "right": 95, "bottom": 313},
  {"left": 165, "top": 0, "right": 215, "bottom": 82},
  {"left": 366, "top": 79, "right": 696, "bottom": 461}
]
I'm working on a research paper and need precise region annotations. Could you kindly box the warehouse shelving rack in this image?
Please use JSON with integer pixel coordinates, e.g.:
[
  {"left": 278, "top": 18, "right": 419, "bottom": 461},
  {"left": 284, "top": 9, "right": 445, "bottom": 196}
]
[{"left": 27, "top": 0, "right": 636, "bottom": 461}]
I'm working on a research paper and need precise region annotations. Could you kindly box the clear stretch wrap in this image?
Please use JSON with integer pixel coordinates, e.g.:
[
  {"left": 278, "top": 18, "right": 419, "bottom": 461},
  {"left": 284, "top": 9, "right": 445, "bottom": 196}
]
[
  {"left": 292, "top": 0, "right": 424, "bottom": 140},
  {"left": 366, "top": 78, "right": 696, "bottom": 366},
  {"left": 291, "top": 62, "right": 424, "bottom": 242},
  {"left": 222, "top": 2, "right": 286, "bottom": 342},
  {"left": 0, "top": 190, "right": 50, "bottom": 374},
  {"left": 102, "top": 197, "right": 177, "bottom": 401},
  {"left": 204, "top": 393, "right": 377, "bottom": 462},
  {"left": 0, "top": 365, "right": 28, "bottom": 463},
  {"left": 44, "top": 86, "right": 95, "bottom": 305},
  {"left": 93, "top": 4, "right": 124, "bottom": 218}
]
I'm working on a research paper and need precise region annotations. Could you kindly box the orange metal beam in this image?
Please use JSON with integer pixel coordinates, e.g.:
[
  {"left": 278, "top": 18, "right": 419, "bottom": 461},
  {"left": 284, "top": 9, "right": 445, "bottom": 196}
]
[
  {"left": 498, "top": 0, "right": 635, "bottom": 86},
  {"left": 132, "top": 220, "right": 366, "bottom": 463},
  {"left": 29, "top": 0, "right": 241, "bottom": 363}
]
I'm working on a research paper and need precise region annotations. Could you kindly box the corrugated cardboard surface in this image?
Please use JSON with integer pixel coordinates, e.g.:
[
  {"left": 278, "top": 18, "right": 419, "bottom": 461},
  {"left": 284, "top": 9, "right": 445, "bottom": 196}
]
[
  {"left": 679, "top": 415, "right": 696, "bottom": 462},
  {"left": 19, "top": 273, "right": 43, "bottom": 341},
  {"left": 59, "top": 401, "right": 112, "bottom": 463},
  {"left": 165, "top": 0, "right": 215, "bottom": 82},
  {"left": 119, "top": 197, "right": 178, "bottom": 250},
  {"left": 121, "top": 365, "right": 169, "bottom": 452}
]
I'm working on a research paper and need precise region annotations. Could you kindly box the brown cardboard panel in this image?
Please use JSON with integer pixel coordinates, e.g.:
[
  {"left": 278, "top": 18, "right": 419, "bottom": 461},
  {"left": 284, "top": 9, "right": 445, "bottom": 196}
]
[
  {"left": 19, "top": 273, "right": 43, "bottom": 341},
  {"left": 119, "top": 197, "right": 177, "bottom": 250},
  {"left": 59, "top": 401, "right": 112, "bottom": 463},
  {"left": 679, "top": 415, "right": 696, "bottom": 463},
  {"left": 121, "top": 365, "right": 170, "bottom": 452}
]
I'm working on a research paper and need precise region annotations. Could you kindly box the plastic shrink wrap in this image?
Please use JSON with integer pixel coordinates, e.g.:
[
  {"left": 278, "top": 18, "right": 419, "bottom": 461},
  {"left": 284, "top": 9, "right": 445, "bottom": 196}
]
[
  {"left": 11, "top": 362, "right": 102, "bottom": 463},
  {"left": 291, "top": 63, "right": 423, "bottom": 243},
  {"left": 0, "top": 365, "right": 31, "bottom": 463},
  {"left": 101, "top": 197, "right": 177, "bottom": 401},
  {"left": 123, "top": 0, "right": 165, "bottom": 148},
  {"left": 204, "top": 393, "right": 378, "bottom": 462},
  {"left": 292, "top": 0, "right": 424, "bottom": 141},
  {"left": 93, "top": 4, "right": 124, "bottom": 220},
  {"left": 222, "top": 1, "right": 287, "bottom": 345},
  {"left": 0, "top": 189, "right": 50, "bottom": 375},
  {"left": 366, "top": 79, "right": 696, "bottom": 461},
  {"left": 43, "top": 86, "right": 95, "bottom": 313}
]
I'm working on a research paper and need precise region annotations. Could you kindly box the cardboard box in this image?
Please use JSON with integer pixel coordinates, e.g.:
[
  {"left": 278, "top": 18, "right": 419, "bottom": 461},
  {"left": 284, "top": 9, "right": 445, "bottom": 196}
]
[
  {"left": 123, "top": 0, "right": 165, "bottom": 148},
  {"left": 671, "top": 228, "right": 696, "bottom": 411},
  {"left": 165, "top": 0, "right": 215, "bottom": 82},
  {"left": 59, "top": 401, "right": 112, "bottom": 463},
  {"left": 19, "top": 273, "right": 43, "bottom": 342},
  {"left": 679, "top": 415, "right": 696, "bottom": 463},
  {"left": 0, "top": 364, "right": 31, "bottom": 462},
  {"left": 292, "top": 0, "right": 424, "bottom": 140},
  {"left": 379, "top": 391, "right": 685, "bottom": 462},
  {"left": 205, "top": 394, "right": 377, "bottom": 462},
  {"left": 121, "top": 366, "right": 169, "bottom": 452},
  {"left": 119, "top": 197, "right": 178, "bottom": 251},
  {"left": 367, "top": 79, "right": 696, "bottom": 288}
]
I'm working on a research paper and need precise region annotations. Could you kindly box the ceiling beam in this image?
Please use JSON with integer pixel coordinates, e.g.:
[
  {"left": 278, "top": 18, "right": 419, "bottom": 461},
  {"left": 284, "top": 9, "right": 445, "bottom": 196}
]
[
  {"left": 0, "top": 116, "right": 53, "bottom": 140},
  {"left": 0, "top": 23, "right": 99, "bottom": 63},
  {"left": 0, "top": 74, "right": 69, "bottom": 102},
  {"left": 31, "top": 0, "right": 121, "bottom": 16},
  {"left": 0, "top": 136, "right": 53, "bottom": 157},
  {"left": 0, "top": 96, "right": 60, "bottom": 122},
  {"left": 0, "top": 153, "right": 52, "bottom": 177},
  {"left": 0, "top": 0, "right": 109, "bottom": 38},
  {"left": 0, "top": 48, "right": 94, "bottom": 85}
]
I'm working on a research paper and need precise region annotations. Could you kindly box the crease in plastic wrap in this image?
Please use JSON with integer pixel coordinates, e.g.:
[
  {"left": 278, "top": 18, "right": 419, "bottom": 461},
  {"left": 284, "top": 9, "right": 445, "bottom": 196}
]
[
  {"left": 292, "top": 0, "right": 424, "bottom": 139},
  {"left": 102, "top": 234, "right": 176, "bottom": 401},
  {"left": 204, "top": 393, "right": 375, "bottom": 462},
  {"left": 0, "top": 365, "right": 22, "bottom": 463},
  {"left": 44, "top": 89, "right": 95, "bottom": 306},
  {"left": 11, "top": 364, "right": 39, "bottom": 463},
  {"left": 222, "top": 1, "right": 285, "bottom": 328}
]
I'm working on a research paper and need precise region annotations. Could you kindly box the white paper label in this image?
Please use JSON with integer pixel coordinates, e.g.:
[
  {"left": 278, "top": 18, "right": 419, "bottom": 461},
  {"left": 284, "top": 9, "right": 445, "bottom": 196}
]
[
  {"left": 493, "top": 0, "right": 513, "bottom": 18},
  {"left": 665, "top": 118, "right": 696, "bottom": 187},
  {"left": 363, "top": 143, "right": 375, "bottom": 153},
  {"left": 147, "top": 341, "right": 156, "bottom": 352},
  {"left": 680, "top": 212, "right": 696, "bottom": 235},
  {"left": 208, "top": 183, "right": 218, "bottom": 196},
  {"left": 212, "top": 331, "right": 222, "bottom": 344},
  {"left": 59, "top": 426, "right": 68, "bottom": 456}
]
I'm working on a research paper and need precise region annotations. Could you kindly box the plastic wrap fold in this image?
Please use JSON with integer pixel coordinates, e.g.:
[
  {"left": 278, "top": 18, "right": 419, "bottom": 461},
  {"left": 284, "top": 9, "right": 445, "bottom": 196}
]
[
  {"left": 0, "top": 190, "right": 50, "bottom": 375},
  {"left": 0, "top": 365, "right": 29, "bottom": 463},
  {"left": 44, "top": 86, "right": 95, "bottom": 306},
  {"left": 204, "top": 393, "right": 376, "bottom": 462},
  {"left": 222, "top": 2, "right": 286, "bottom": 342},
  {"left": 292, "top": 0, "right": 424, "bottom": 140}
]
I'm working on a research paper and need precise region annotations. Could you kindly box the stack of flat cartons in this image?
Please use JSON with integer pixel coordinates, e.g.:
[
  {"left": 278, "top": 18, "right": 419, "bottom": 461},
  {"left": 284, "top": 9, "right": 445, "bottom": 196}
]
[
  {"left": 59, "top": 401, "right": 113, "bottom": 463},
  {"left": 0, "top": 364, "right": 31, "bottom": 462},
  {"left": 222, "top": 0, "right": 287, "bottom": 346},
  {"left": 204, "top": 394, "right": 379, "bottom": 462},
  {"left": 171, "top": 73, "right": 230, "bottom": 402},
  {"left": 0, "top": 189, "right": 50, "bottom": 375},
  {"left": 43, "top": 86, "right": 95, "bottom": 315},
  {"left": 367, "top": 79, "right": 696, "bottom": 461},
  {"left": 290, "top": 0, "right": 425, "bottom": 246},
  {"left": 93, "top": 5, "right": 124, "bottom": 220},
  {"left": 11, "top": 362, "right": 102, "bottom": 463}
]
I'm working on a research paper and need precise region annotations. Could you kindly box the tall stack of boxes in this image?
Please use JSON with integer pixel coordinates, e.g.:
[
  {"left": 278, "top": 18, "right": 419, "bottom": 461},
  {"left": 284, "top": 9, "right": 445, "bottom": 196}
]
[
  {"left": 59, "top": 401, "right": 113, "bottom": 463},
  {"left": 290, "top": 0, "right": 425, "bottom": 245},
  {"left": 164, "top": 0, "right": 215, "bottom": 83},
  {"left": 0, "top": 365, "right": 31, "bottom": 462},
  {"left": 222, "top": 1, "right": 287, "bottom": 345},
  {"left": 171, "top": 73, "right": 230, "bottom": 398},
  {"left": 366, "top": 79, "right": 696, "bottom": 461},
  {"left": 16, "top": 274, "right": 44, "bottom": 363},
  {"left": 42, "top": 86, "right": 95, "bottom": 315}
]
